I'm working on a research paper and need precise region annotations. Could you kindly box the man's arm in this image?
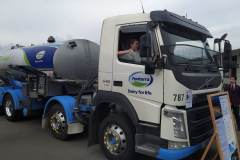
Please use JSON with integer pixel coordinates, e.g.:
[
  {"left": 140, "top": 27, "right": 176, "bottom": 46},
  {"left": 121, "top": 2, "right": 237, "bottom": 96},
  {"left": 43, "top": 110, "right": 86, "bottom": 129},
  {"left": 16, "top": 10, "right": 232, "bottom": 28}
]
[{"left": 118, "top": 50, "right": 130, "bottom": 55}]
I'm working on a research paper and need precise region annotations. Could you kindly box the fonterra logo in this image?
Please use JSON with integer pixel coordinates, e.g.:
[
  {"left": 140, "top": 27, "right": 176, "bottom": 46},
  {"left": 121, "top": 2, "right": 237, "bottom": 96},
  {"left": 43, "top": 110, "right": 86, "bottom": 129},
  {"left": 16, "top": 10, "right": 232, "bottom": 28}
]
[
  {"left": 36, "top": 51, "right": 46, "bottom": 60},
  {"left": 129, "top": 72, "right": 153, "bottom": 88}
]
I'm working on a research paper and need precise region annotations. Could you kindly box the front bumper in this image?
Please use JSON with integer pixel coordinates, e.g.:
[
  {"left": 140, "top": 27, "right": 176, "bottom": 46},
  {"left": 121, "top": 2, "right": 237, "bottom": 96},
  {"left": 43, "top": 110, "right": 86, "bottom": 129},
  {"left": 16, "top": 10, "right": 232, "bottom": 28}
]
[
  {"left": 156, "top": 142, "right": 204, "bottom": 160},
  {"left": 135, "top": 132, "right": 208, "bottom": 160}
]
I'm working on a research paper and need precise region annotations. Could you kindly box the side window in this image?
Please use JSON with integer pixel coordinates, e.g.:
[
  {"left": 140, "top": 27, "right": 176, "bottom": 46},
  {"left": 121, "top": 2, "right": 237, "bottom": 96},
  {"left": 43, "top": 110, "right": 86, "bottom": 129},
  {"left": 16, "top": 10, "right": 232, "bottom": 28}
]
[{"left": 118, "top": 24, "right": 150, "bottom": 65}]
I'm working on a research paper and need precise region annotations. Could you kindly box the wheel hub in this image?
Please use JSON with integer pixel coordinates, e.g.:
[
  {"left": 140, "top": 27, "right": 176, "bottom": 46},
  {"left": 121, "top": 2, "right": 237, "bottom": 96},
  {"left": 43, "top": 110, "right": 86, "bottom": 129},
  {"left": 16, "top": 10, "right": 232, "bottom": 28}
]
[
  {"left": 5, "top": 99, "right": 12, "bottom": 117},
  {"left": 104, "top": 124, "right": 127, "bottom": 155},
  {"left": 50, "top": 111, "right": 66, "bottom": 134}
]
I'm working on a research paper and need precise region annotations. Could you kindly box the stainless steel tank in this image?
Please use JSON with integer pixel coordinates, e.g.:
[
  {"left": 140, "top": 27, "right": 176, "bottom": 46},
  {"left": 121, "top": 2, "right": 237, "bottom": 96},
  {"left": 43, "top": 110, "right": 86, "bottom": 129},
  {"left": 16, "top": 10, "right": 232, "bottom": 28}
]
[
  {"left": 53, "top": 39, "right": 99, "bottom": 81},
  {"left": 0, "top": 44, "right": 59, "bottom": 71}
]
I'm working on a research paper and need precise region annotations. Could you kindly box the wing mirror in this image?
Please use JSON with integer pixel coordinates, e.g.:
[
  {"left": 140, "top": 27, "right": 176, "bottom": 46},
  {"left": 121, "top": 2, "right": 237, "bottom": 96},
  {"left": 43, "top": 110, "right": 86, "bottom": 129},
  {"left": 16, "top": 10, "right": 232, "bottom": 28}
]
[
  {"left": 139, "top": 33, "right": 151, "bottom": 58},
  {"left": 140, "top": 33, "right": 156, "bottom": 75},
  {"left": 223, "top": 40, "right": 232, "bottom": 71}
]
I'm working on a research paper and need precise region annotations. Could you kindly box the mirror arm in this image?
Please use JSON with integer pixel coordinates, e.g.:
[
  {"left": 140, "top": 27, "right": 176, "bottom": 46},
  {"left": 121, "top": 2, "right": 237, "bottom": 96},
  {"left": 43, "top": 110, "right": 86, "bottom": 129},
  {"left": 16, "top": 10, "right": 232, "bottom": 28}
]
[{"left": 154, "top": 54, "right": 166, "bottom": 69}]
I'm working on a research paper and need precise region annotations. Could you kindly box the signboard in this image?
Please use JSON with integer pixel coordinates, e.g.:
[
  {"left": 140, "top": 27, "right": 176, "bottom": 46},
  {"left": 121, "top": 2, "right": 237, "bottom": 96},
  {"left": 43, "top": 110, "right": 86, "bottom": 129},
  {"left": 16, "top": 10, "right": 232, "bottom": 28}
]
[{"left": 201, "top": 92, "right": 240, "bottom": 160}]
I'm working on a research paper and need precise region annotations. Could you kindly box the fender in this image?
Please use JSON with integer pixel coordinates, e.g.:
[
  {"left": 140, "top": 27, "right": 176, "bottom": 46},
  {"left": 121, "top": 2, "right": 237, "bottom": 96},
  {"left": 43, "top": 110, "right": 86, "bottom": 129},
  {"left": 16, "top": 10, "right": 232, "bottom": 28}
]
[
  {"left": 88, "top": 90, "right": 139, "bottom": 146},
  {"left": 0, "top": 80, "right": 25, "bottom": 110},
  {"left": 43, "top": 96, "right": 76, "bottom": 123},
  {"left": 93, "top": 91, "right": 139, "bottom": 124},
  {"left": 0, "top": 86, "right": 12, "bottom": 106},
  {"left": 3, "top": 88, "right": 25, "bottom": 110}
]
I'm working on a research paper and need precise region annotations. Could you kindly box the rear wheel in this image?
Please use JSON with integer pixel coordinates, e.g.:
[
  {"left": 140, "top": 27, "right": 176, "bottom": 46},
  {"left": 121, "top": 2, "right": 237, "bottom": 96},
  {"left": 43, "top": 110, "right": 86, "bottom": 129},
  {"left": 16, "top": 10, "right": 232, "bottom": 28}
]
[
  {"left": 3, "top": 94, "right": 20, "bottom": 121},
  {"left": 47, "top": 104, "right": 69, "bottom": 140},
  {"left": 99, "top": 113, "right": 135, "bottom": 160}
]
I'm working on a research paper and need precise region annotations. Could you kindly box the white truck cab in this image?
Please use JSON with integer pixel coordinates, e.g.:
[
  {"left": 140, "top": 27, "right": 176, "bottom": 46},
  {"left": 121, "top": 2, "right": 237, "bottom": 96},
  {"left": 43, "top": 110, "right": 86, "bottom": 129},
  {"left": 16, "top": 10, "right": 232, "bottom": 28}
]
[{"left": 89, "top": 10, "right": 222, "bottom": 160}]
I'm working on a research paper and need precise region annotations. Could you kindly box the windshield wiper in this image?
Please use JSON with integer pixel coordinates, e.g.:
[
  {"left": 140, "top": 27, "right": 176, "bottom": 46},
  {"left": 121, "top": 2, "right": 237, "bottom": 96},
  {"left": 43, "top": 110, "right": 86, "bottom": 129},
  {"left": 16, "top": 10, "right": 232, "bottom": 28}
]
[
  {"left": 189, "top": 58, "right": 218, "bottom": 72},
  {"left": 198, "top": 77, "right": 215, "bottom": 90},
  {"left": 190, "top": 58, "right": 209, "bottom": 62}
]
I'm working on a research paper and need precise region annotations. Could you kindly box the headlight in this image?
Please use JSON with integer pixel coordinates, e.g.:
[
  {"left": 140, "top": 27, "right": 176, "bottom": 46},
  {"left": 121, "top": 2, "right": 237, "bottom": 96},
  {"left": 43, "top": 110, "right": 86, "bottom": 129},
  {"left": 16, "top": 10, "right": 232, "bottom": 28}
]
[{"left": 164, "top": 110, "right": 187, "bottom": 139}]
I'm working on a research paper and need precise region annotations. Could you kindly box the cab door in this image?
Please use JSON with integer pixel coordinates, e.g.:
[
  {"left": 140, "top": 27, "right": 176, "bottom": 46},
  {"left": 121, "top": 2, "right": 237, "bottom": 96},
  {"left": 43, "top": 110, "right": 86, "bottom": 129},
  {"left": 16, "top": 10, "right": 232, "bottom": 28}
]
[{"left": 112, "top": 24, "right": 164, "bottom": 124}]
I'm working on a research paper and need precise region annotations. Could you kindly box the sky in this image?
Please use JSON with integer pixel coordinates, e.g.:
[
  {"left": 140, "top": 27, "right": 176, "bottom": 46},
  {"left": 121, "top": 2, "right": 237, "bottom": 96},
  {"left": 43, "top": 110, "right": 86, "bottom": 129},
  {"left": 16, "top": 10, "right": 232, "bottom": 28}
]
[{"left": 0, "top": 0, "right": 240, "bottom": 49}]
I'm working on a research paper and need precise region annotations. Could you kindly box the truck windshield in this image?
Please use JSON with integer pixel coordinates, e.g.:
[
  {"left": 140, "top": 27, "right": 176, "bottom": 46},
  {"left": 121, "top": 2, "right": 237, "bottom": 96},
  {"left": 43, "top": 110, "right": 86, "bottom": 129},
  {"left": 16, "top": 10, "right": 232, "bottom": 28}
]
[{"left": 160, "top": 24, "right": 214, "bottom": 65}]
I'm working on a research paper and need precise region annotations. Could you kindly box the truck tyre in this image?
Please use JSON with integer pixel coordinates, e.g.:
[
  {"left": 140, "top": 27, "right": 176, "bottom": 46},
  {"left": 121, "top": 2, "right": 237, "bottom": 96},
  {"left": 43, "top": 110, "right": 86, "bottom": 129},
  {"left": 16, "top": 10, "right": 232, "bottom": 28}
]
[
  {"left": 99, "top": 113, "right": 135, "bottom": 160},
  {"left": 3, "top": 94, "right": 20, "bottom": 121},
  {"left": 47, "top": 104, "right": 69, "bottom": 140}
]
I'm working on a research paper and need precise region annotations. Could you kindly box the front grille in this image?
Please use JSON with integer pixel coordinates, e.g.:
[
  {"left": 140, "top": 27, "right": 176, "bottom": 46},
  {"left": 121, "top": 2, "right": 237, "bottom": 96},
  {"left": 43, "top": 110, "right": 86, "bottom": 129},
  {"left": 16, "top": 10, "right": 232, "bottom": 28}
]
[
  {"left": 192, "top": 93, "right": 208, "bottom": 107},
  {"left": 192, "top": 92, "right": 218, "bottom": 107},
  {"left": 187, "top": 105, "right": 213, "bottom": 145}
]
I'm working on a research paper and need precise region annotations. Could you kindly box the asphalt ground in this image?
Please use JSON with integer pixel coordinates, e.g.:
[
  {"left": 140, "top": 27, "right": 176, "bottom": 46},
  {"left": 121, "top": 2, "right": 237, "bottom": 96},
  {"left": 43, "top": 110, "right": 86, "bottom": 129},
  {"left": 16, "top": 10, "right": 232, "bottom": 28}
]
[
  {"left": 0, "top": 115, "right": 233, "bottom": 160},
  {"left": 0, "top": 116, "right": 153, "bottom": 160}
]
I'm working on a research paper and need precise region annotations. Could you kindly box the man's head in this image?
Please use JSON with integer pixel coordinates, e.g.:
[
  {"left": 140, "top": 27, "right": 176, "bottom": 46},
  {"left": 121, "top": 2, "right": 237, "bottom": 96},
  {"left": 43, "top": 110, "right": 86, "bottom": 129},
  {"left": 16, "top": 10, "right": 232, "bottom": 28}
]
[
  {"left": 230, "top": 76, "right": 237, "bottom": 84},
  {"left": 130, "top": 39, "right": 139, "bottom": 51}
]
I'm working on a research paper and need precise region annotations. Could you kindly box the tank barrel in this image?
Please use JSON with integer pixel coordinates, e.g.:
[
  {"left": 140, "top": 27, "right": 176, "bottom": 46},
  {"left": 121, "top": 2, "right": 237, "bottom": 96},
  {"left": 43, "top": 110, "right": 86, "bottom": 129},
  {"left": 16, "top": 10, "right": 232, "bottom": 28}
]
[
  {"left": 0, "top": 39, "right": 99, "bottom": 83},
  {"left": 53, "top": 39, "right": 100, "bottom": 81}
]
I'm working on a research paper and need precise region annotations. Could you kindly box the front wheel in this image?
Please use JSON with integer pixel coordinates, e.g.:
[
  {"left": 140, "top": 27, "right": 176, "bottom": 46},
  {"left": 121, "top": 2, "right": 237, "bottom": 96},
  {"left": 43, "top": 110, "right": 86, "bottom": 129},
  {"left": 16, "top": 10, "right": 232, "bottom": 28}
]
[
  {"left": 99, "top": 113, "right": 135, "bottom": 160},
  {"left": 3, "top": 94, "right": 20, "bottom": 121},
  {"left": 47, "top": 104, "right": 69, "bottom": 140}
]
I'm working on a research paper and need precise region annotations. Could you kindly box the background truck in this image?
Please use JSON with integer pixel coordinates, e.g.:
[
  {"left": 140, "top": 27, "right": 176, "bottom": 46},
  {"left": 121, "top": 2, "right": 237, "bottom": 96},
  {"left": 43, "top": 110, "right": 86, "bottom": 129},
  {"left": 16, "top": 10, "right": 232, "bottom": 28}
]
[{"left": 0, "top": 10, "right": 232, "bottom": 160}]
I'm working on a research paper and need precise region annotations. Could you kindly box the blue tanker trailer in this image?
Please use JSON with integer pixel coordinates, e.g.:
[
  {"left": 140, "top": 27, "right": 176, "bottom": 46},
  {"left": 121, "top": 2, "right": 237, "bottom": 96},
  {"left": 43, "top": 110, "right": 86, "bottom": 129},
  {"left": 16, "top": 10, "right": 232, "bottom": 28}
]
[{"left": 0, "top": 39, "right": 99, "bottom": 140}]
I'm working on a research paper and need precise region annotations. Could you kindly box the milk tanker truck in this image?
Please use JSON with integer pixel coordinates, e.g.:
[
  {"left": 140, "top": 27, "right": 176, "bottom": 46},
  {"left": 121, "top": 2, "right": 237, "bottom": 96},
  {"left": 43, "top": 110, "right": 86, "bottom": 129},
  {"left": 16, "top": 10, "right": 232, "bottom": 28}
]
[{"left": 0, "top": 10, "right": 232, "bottom": 160}]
